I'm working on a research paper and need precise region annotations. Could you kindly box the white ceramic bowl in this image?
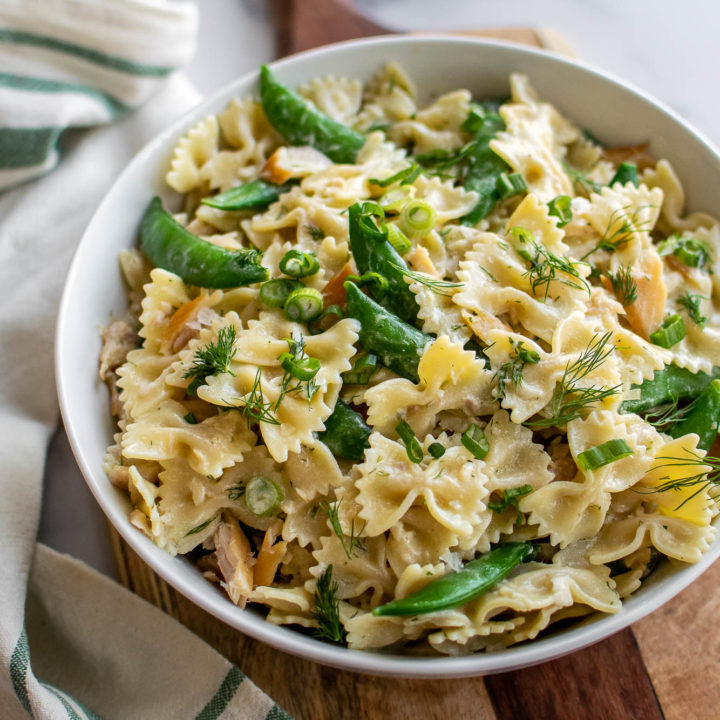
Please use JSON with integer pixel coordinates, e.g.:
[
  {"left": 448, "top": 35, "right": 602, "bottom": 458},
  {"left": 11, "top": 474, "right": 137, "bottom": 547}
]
[{"left": 57, "top": 35, "right": 720, "bottom": 677}]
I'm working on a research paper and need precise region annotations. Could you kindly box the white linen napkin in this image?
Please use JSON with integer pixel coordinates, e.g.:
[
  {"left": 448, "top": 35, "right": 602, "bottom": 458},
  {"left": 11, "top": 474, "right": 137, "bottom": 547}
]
[{"left": 0, "top": 2, "right": 290, "bottom": 718}]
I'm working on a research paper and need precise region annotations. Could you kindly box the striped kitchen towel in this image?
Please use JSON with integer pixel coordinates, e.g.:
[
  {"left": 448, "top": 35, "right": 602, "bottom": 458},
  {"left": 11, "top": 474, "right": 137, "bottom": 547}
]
[
  {"left": 0, "top": 0, "right": 196, "bottom": 190},
  {"left": 0, "top": 1, "right": 291, "bottom": 718}
]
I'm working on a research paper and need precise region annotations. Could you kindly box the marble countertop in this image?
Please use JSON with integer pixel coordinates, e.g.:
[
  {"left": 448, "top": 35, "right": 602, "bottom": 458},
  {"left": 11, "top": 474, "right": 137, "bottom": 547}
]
[{"left": 40, "top": 0, "right": 720, "bottom": 578}]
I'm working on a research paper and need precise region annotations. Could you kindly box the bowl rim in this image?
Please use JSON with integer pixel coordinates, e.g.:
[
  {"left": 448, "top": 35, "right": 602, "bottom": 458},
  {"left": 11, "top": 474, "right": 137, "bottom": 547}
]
[{"left": 56, "top": 33, "right": 720, "bottom": 678}]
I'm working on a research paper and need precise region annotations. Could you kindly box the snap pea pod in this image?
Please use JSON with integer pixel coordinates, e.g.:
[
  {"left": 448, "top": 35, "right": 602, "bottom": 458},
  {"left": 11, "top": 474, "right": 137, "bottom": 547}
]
[
  {"left": 259, "top": 65, "right": 365, "bottom": 164},
  {"left": 460, "top": 109, "right": 511, "bottom": 226},
  {"left": 372, "top": 542, "right": 536, "bottom": 617},
  {"left": 348, "top": 202, "right": 418, "bottom": 323},
  {"left": 318, "top": 398, "right": 371, "bottom": 461},
  {"left": 344, "top": 281, "right": 431, "bottom": 383},
  {"left": 620, "top": 364, "right": 720, "bottom": 416},
  {"left": 140, "top": 197, "right": 268, "bottom": 288},
  {"left": 668, "top": 379, "right": 720, "bottom": 451},
  {"left": 201, "top": 178, "right": 295, "bottom": 211}
]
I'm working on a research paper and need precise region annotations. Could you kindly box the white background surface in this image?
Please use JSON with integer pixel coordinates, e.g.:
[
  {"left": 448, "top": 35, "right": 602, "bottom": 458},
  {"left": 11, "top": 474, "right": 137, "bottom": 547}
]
[{"left": 40, "top": 0, "right": 720, "bottom": 578}]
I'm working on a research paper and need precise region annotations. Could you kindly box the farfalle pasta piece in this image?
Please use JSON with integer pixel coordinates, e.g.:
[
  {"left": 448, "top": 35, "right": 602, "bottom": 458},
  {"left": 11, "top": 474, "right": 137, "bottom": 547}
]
[
  {"left": 521, "top": 409, "right": 658, "bottom": 547},
  {"left": 411, "top": 282, "right": 471, "bottom": 345},
  {"left": 121, "top": 399, "right": 256, "bottom": 478},
  {"left": 454, "top": 196, "right": 591, "bottom": 344},
  {"left": 196, "top": 314, "right": 359, "bottom": 462},
  {"left": 356, "top": 62, "right": 417, "bottom": 130},
  {"left": 355, "top": 432, "right": 490, "bottom": 538},
  {"left": 642, "top": 159, "right": 719, "bottom": 234},
  {"left": 166, "top": 115, "right": 219, "bottom": 193},
  {"left": 308, "top": 534, "right": 393, "bottom": 605},
  {"left": 428, "top": 563, "right": 620, "bottom": 652},
  {"left": 491, "top": 73, "right": 580, "bottom": 201},
  {"left": 389, "top": 90, "right": 471, "bottom": 153},
  {"left": 365, "top": 336, "right": 495, "bottom": 437},
  {"left": 299, "top": 75, "right": 363, "bottom": 125}
]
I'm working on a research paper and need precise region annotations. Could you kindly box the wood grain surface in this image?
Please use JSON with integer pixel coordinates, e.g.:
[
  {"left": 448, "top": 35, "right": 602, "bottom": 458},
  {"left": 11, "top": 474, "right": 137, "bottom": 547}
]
[{"left": 109, "top": 3, "right": 718, "bottom": 718}]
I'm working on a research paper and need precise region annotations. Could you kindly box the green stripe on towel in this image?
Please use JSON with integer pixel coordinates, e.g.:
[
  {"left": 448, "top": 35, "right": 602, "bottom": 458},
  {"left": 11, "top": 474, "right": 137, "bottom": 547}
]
[
  {"left": 194, "top": 666, "right": 245, "bottom": 720},
  {"left": 10, "top": 627, "right": 33, "bottom": 716},
  {"left": 0, "top": 72, "right": 128, "bottom": 115},
  {"left": 0, "top": 127, "right": 61, "bottom": 169},
  {"left": 0, "top": 29, "right": 173, "bottom": 77}
]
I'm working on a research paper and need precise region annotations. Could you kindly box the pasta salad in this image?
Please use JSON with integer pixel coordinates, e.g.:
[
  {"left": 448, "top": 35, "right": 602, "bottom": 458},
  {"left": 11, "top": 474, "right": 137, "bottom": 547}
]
[{"left": 100, "top": 63, "right": 720, "bottom": 654}]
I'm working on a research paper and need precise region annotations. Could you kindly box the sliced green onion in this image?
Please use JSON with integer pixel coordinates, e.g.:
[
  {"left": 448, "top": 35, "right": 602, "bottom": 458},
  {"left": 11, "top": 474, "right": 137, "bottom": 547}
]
[
  {"left": 428, "top": 442, "right": 446, "bottom": 459},
  {"left": 308, "top": 304, "right": 344, "bottom": 335},
  {"left": 650, "top": 314, "right": 686, "bottom": 348},
  {"left": 259, "top": 278, "right": 302, "bottom": 308},
  {"left": 378, "top": 185, "right": 415, "bottom": 213},
  {"left": 245, "top": 476, "right": 283, "bottom": 516},
  {"left": 657, "top": 234, "right": 711, "bottom": 269},
  {"left": 284, "top": 287, "right": 324, "bottom": 323},
  {"left": 369, "top": 163, "right": 421, "bottom": 188},
  {"left": 395, "top": 419, "right": 423, "bottom": 464},
  {"left": 183, "top": 412, "right": 197, "bottom": 424},
  {"left": 386, "top": 224, "right": 412, "bottom": 255},
  {"left": 345, "top": 271, "right": 389, "bottom": 293},
  {"left": 461, "top": 105, "right": 487, "bottom": 134},
  {"left": 461, "top": 423, "right": 489, "bottom": 460},
  {"left": 342, "top": 352, "right": 378, "bottom": 385},
  {"left": 516, "top": 344, "right": 541, "bottom": 365},
  {"left": 279, "top": 249, "right": 320, "bottom": 278},
  {"left": 576, "top": 438, "right": 633, "bottom": 471},
  {"left": 278, "top": 352, "right": 321, "bottom": 381},
  {"left": 547, "top": 195, "right": 573, "bottom": 227},
  {"left": 495, "top": 172, "right": 527, "bottom": 200},
  {"left": 609, "top": 162, "right": 638, "bottom": 187},
  {"left": 398, "top": 199, "right": 437, "bottom": 239}
]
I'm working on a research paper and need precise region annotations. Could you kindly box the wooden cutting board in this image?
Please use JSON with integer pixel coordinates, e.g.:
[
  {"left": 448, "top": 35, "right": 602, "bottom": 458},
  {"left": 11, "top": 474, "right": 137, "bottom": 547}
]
[{"left": 109, "top": 3, "right": 720, "bottom": 717}]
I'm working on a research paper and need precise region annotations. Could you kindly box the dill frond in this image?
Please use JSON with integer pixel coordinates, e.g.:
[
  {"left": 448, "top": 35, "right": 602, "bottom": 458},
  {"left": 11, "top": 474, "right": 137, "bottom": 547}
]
[
  {"left": 183, "top": 325, "right": 237, "bottom": 394},
  {"left": 230, "top": 368, "right": 280, "bottom": 426},
  {"left": 521, "top": 240, "right": 590, "bottom": 300},
  {"left": 582, "top": 205, "right": 654, "bottom": 260},
  {"left": 677, "top": 292, "right": 708, "bottom": 328},
  {"left": 644, "top": 450, "right": 720, "bottom": 509},
  {"left": 313, "top": 565, "right": 346, "bottom": 644},
  {"left": 389, "top": 262, "right": 463, "bottom": 297},
  {"left": 275, "top": 330, "right": 320, "bottom": 409},
  {"left": 605, "top": 265, "right": 638, "bottom": 306},
  {"left": 528, "top": 332, "right": 620, "bottom": 428},
  {"left": 319, "top": 500, "right": 366, "bottom": 559},
  {"left": 494, "top": 340, "right": 540, "bottom": 399}
]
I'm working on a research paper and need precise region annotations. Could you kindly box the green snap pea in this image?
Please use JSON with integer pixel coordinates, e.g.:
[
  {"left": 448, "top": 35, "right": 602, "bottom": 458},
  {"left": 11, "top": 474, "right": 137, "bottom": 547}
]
[
  {"left": 609, "top": 161, "right": 639, "bottom": 187},
  {"left": 140, "top": 197, "right": 267, "bottom": 288},
  {"left": 460, "top": 109, "right": 512, "bottom": 226},
  {"left": 621, "top": 364, "right": 720, "bottom": 416},
  {"left": 201, "top": 178, "right": 295, "bottom": 211},
  {"left": 348, "top": 202, "right": 418, "bottom": 323},
  {"left": 259, "top": 65, "right": 365, "bottom": 164},
  {"left": 668, "top": 379, "right": 720, "bottom": 451},
  {"left": 372, "top": 542, "right": 536, "bottom": 617},
  {"left": 344, "top": 281, "right": 431, "bottom": 383},
  {"left": 318, "top": 398, "right": 371, "bottom": 461}
]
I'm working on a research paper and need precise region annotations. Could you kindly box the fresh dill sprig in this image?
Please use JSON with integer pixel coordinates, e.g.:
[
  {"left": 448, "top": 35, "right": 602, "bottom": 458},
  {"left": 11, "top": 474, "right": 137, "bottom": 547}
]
[
  {"left": 520, "top": 240, "right": 590, "bottom": 300},
  {"left": 184, "top": 516, "right": 216, "bottom": 537},
  {"left": 226, "top": 484, "right": 245, "bottom": 501},
  {"left": 275, "top": 330, "right": 320, "bottom": 410},
  {"left": 528, "top": 332, "right": 620, "bottom": 428},
  {"left": 677, "top": 291, "right": 708, "bottom": 328},
  {"left": 488, "top": 484, "right": 533, "bottom": 524},
  {"left": 563, "top": 163, "right": 601, "bottom": 196},
  {"left": 642, "top": 395, "right": 694, "bottom": 430},
  {"left": 183, "top": 325, "right": 237, "bottom": 395},
  {"left": 305, "top": 224, "right": 326, "bottom": 241},
  {"left": 230, "top": 368, "right": 280, "bottom": 426},
  {"left": 389, "top": 262, "right": 463, "bottom": 297},
  {"left": 644, "top": 449, "right": 720, "bottom": 509},
  {"left": 313, "top": 565, "right": 346, "bottom": 644},
  {"left": 581, "top": 205, "right": 654, "bottom": 260},
  {"left": 494, "top": 340, "right": 541, "bottom": 399},
  {"left": 605, "top": 265, "right": 638, "bottom": 306},
  {"left": 319, "top": 500, "right": 366, "bottom": 559}
]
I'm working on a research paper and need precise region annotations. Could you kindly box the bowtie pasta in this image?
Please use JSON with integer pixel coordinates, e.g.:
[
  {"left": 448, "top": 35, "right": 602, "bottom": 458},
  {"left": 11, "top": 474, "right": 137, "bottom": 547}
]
[{"left": 100, "top": 63, "right": 720, "bottom": 655}]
